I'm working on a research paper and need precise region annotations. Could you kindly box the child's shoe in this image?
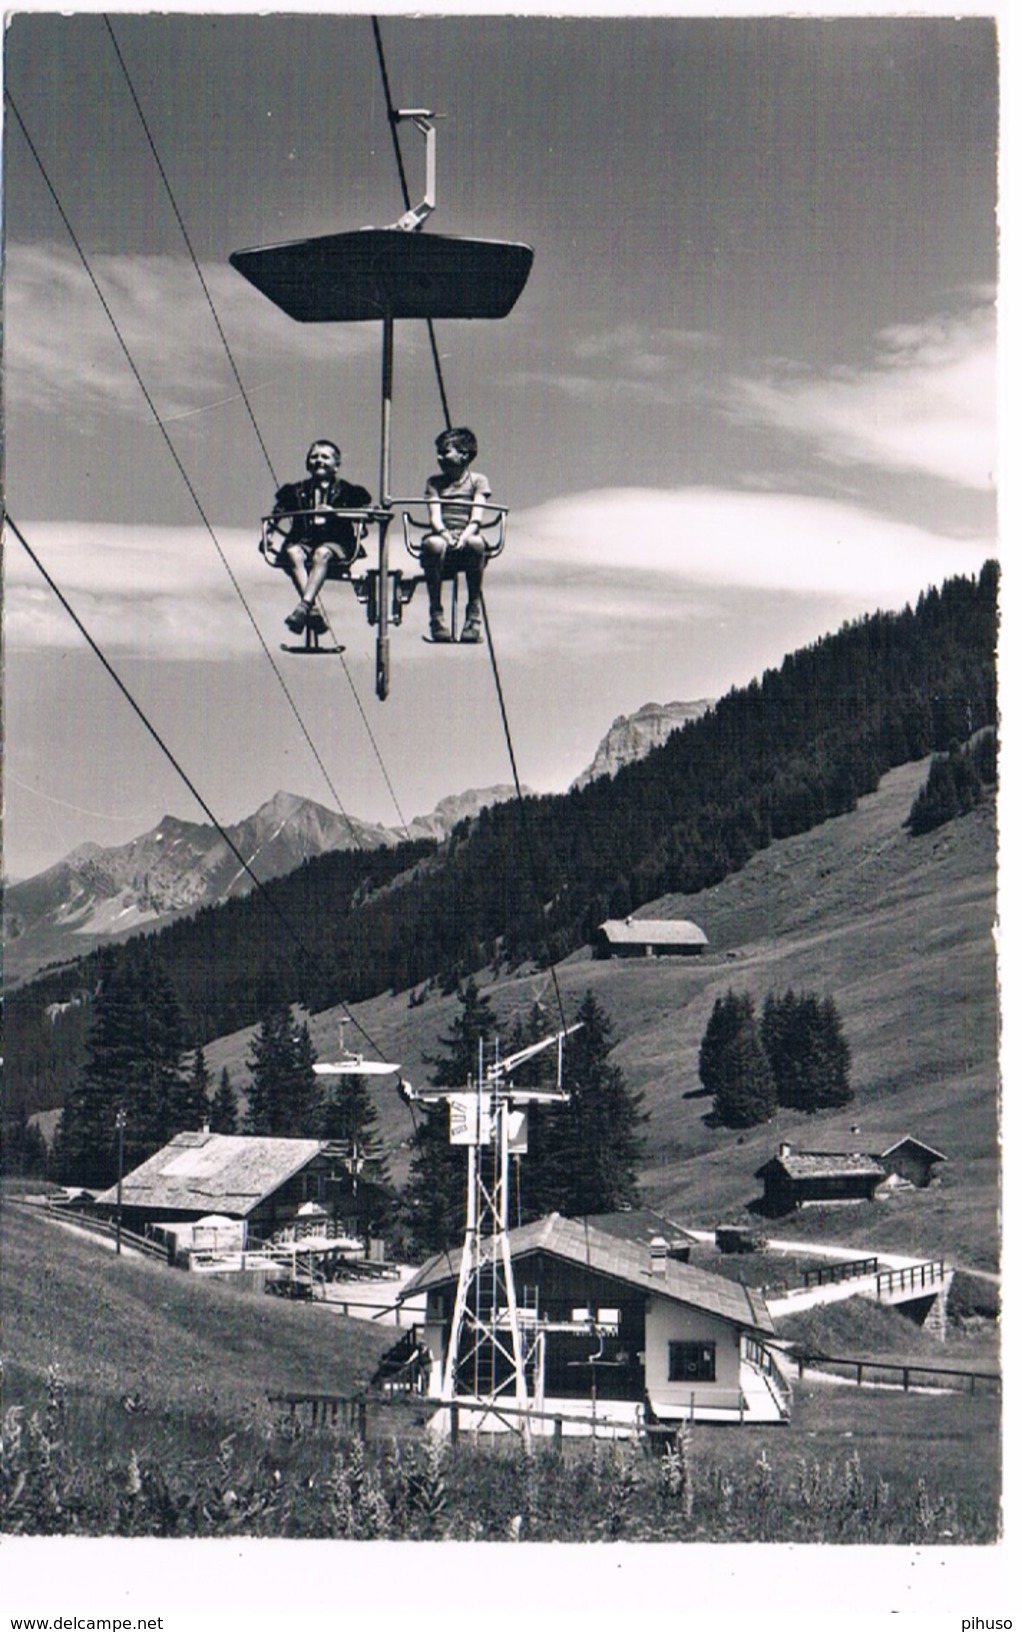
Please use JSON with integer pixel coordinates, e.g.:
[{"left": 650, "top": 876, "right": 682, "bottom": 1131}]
[
  {"left": 285, "top": 603, "right": 307, "bottom": 634},
  {"left": 430, "top": 614, "right": 452, "bottom": 643},
  {"left": 460, "top": 607, "right": 482, "bottom": 644},
  {"left": 306, "top": 608, "right": 328, "bottom": 636}
]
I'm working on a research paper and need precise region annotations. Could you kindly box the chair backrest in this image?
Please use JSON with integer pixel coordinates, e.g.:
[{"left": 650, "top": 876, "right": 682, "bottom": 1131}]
[{"left": 399, "top": 502, "right": 508, "bottom": 564}]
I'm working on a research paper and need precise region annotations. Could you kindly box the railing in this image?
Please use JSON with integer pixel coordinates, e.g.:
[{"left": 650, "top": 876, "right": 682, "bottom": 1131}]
[
  {"left": 36, "top": 1204, "right": 167, "bottom": 1261},
  {"left": 802, "top": 1256, "right": 879, "bottom": 1288},
  {"left": 741, "top": 1335, "right": 793, "bottom": 1417},
  {"left": 876, "top": 1259, "right": 946, "bottom": 1297},
  {"left": 792, "top": 1350, "right": 999, "bottom": 1395}
]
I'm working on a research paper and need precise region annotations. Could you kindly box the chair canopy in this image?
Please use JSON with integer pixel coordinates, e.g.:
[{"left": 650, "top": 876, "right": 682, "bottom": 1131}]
[{"left": 230, "top": 229, "right": 534, "bottom": 323}]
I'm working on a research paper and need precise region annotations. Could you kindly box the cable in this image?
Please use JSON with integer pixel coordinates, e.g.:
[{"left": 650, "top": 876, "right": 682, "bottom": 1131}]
[
  {"left": 480, "top": 593, "right": 570, "bottom": 1035},
  {"left": 370, "top": 16, "right": 451, "bottom": 429},
  {"left": 103, "top": 22, "right": 415, "bottom": 841},
  {"left": 103, "top": 15, "right": 279, "bottom": 490},
  {"left": 7, "top": 514, "right": 391, "bottom": 1057},
  {"left": 369, "top": 20, "right": 570, "bottom": 1038},
  {"left": 4, "top": 85, "right": 366, "bottom": 850}
]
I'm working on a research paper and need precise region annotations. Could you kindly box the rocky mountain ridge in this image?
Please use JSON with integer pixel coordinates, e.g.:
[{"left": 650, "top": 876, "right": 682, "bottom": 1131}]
[
  {"left": 571, "top": 699, "right": 715, "bottom": 790},
  {"left": 2, "top": 785, "right": 520, "bottom": 984},
  {"left": 3, "top": 699, "right": 712, "bottom": 984}
]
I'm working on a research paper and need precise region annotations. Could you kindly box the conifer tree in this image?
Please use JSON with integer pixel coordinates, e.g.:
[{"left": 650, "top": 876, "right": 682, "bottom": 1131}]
[
  {"left": 245, "top": 1001, "right": 318, "bottom": 1137},
  {"left": 699, "top": 991, "right": 750, "bottom": 1099},
  {"left": 402, "top": 978, "right": 497, "bottom": 1255},
  {"left": 179, "top": 1045, "right": 212, "bottom": 1132},
  {"left": 761, "top": 989, "right": 852, "bottom": 1112},
  {"left": 706, "top": 995, "right": 777, "bottom": 1128},
  {"left": 209, "top": 1066, "right": 239, "bottom": 1134},
  {"left": 314, "top": 1071, "right": 391, "bottom": 1188},
  {"left": 55, "top": 950, "right": 188, "bottom": 1186},
  {"left": 550, "top": 989, "right": 647, "bottom": 1216}
]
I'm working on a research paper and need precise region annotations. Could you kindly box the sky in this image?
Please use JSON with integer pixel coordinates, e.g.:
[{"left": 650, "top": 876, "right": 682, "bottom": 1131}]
[{"left": 1, "top": 5, "right": 1003, "bottom": 885}]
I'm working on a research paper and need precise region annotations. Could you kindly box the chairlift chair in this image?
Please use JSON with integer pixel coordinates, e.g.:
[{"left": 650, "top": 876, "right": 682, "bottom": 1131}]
[{"left": 231, "top": 109, "right": 532, "bottom": 694}]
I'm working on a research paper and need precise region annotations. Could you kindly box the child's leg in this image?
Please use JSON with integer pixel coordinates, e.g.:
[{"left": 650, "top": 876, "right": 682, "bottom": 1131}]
[
  {"left": 420, "top": 533, "right": 451, "bottom": 638},
  {"left": 460, "top": 540, "right": 485, "bottom": 641}
]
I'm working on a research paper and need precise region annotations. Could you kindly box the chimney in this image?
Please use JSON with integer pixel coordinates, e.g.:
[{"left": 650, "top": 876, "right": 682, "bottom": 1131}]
[
  {"left": 778, "top": 1141, "right": 791, "bottom": 1159},
  {"left": 649, "top": 1236, "right": 667, "bottom": 1277}
]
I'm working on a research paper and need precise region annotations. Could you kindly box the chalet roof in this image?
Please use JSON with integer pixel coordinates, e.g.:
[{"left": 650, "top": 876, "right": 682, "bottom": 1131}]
[
  {"left": 757, "top": 1150, "right": 888, "bottom": 1181},
  {"left": 598, "top": 918, "right": 707, "bottom": 947},
  {"left": 403, "top": 1212, "right": 774, "bottom": 1335},
  {"left": 880, "top": 1136, "right": 947, "bottom": 1163},
  {"left": 581, "top": 1208, "right": 696, "bottom": 1250},
  {"left": 93, "top": 1131, "right": 325, "bottom": 1217}
]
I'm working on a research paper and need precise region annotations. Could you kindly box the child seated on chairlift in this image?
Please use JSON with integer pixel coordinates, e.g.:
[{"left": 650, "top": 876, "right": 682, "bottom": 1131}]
[{"left": 420, "top": 426, "right": 491, "bottom": 644}]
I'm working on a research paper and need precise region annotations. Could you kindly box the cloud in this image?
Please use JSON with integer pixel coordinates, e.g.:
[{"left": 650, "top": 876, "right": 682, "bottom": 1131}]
[
  {"left": 516, "top": 323, "right": 720, "bottom": 405},
  {"left": 5, "top": 522, "right": 281, "bottom": 658},
  {"left": 4, "top": 243, "right": 377, "bottom": 423},
  {"left": 725, "top": 297, "right": 996, "bottom": 491},
  {"left": 7, "top": 485, "right": 993, "bottom": 664},
  {"left": 509, "top": 487, "right": 992, "bottom": 593}
]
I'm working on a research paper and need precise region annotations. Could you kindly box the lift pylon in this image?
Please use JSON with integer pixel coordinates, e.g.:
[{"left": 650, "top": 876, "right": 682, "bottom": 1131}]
[{"left": 401, "top": 1024, "right": 581, "bottom": 1429}]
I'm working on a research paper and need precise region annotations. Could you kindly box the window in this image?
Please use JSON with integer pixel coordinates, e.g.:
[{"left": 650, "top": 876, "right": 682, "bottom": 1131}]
[{"left": 668, "top": 1341, "right": 716, "bottom": 1382}]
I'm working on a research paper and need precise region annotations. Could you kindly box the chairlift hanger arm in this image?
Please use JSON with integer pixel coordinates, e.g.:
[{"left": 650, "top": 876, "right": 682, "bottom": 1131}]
[
  {"left": 485, "top": 1022, "right": 584, "bottom": 1081},
  {"left": 388, "top": 109, "right": 440, "bottom": 233}
]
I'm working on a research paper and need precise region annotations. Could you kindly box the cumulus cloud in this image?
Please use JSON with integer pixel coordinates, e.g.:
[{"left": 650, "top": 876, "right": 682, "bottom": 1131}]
[
  {"left": 725, "top": 297, "right": 996, "bottom": 491},
  {"left": 4, "top": 243, "right": 377, "bottom": 422}
]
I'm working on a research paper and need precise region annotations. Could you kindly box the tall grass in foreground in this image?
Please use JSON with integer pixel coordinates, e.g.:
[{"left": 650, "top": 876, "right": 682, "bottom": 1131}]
[{"left": 1, "top": 1367, "right": 996, "bottom": 1542}]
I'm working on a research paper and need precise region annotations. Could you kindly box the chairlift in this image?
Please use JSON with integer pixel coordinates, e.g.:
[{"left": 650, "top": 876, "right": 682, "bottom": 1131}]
[{"left": 232, "top": 109, "right": 533, "bottom": 696}]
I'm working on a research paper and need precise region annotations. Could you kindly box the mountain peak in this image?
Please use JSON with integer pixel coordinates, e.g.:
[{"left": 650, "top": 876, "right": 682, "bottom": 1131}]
[{"left": 572, "top": 699, "right": 715, "bottom": 790}]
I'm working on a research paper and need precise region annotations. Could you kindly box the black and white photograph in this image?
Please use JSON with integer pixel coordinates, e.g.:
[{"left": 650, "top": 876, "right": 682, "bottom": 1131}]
[{"left": 1, "top": 0, "right": 1010, "bottom": 1621}]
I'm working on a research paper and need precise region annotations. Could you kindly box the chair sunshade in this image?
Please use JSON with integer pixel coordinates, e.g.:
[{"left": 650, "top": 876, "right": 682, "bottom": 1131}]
[{"left": 230, "top": 229, "right": 534, "bottom": 322}]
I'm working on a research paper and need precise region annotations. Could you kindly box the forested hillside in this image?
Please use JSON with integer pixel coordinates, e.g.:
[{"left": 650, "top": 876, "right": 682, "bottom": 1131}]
[{"left": 6, "top": 563, "right": 997, "bottom": 1123}]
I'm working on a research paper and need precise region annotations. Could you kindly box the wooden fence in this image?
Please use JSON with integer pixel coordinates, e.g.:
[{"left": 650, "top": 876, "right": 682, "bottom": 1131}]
[
  {"left": 875, "top": 1259, "right": 946, "bottom": 1297},
  {"left": 793, "top": 1350, "right": 999, "bottom": 1395},
  {"left": 802, "top": 1256, "right": 879, "bottom": 1288}
]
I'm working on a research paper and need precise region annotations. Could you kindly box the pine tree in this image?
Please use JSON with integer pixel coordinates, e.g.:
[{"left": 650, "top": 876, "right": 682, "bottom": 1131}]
[
  {"left": 527, "top": 991, "right": 646, "bottom": 1218},
  {"left": 209, "top": 1066, "right": 239, "bottom": 1134},
  {"left": 178, "top": 1046, "right": 212, "bottom": 1133},
  {"left": 708, "top": 998, "right": 777, "bottom": 1128},
  {"left": 314, "top": 1071, "right": 391, "bottom": 1188},
  {"left": 699, "top": 991, "right": 750, "bottom": 1098},
  {"left": 813, "top": 995, "right": 853, "bottom": 1110},
  {"left": 55, "top": 950, "right": 188, "bottom": 1187},
  {"left": 561, "top": 990, "right": 646, "bottom": 1214},
  {"left": 402, "top": 978, "right": 497, "bottom": 1255},
  {"left": 245, "top": 1001, "right": 318, "bottom": 1137},
  {"left": 761, "top": 990, "right": 852, "bottom": 1112}
]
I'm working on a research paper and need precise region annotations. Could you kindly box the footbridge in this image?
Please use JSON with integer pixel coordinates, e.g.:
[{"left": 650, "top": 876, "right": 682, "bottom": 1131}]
[{"left": 766, "top": 1255, "right": 950, "bottom": 1334}]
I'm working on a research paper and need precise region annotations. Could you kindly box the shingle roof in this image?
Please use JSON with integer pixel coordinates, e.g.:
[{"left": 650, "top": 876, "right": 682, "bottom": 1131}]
[
  {"left": 762, "top": 1151, "right": 888, "bottom": 1181},
  {"left": 598, "top": 918, "right": 707, "bottom": 947},
  {"left": 402, "top": 1212, "right": 773, "bottom": 1334},
  {"left": 94, "top": 1131, "right": 324, "bottom": 1217}
]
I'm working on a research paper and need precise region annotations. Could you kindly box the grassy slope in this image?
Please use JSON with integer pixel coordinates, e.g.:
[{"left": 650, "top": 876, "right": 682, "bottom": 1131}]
[
  {"left": 205, "top": 756, "right": 998, "bottom": 1269},
  {"left": 1, "top": 1203, "right": 395, "bottom": 1415}
]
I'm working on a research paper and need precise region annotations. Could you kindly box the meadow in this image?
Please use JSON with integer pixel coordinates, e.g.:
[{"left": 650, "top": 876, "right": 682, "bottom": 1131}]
[{"left": 1, "top": 1203, "right": 1000, "bottom": 1541}]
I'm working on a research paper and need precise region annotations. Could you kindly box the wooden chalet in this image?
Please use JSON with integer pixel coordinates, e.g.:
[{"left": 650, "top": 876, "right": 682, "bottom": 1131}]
[
  {"left": 756, "top": 1142, "right": 888, "bottom": 1216},
  {"left": 399, "top": 1212, "right": 788, "bottom": 1426},
  {"left": 880, "top": 1136, "right": 946, "bottom": 1189},
  {"left": 594, "top": 917, "right": 708, "bottom": 958},
  {"left": 93, "top": 1129, "right": 387, "bottom": 1245}
]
